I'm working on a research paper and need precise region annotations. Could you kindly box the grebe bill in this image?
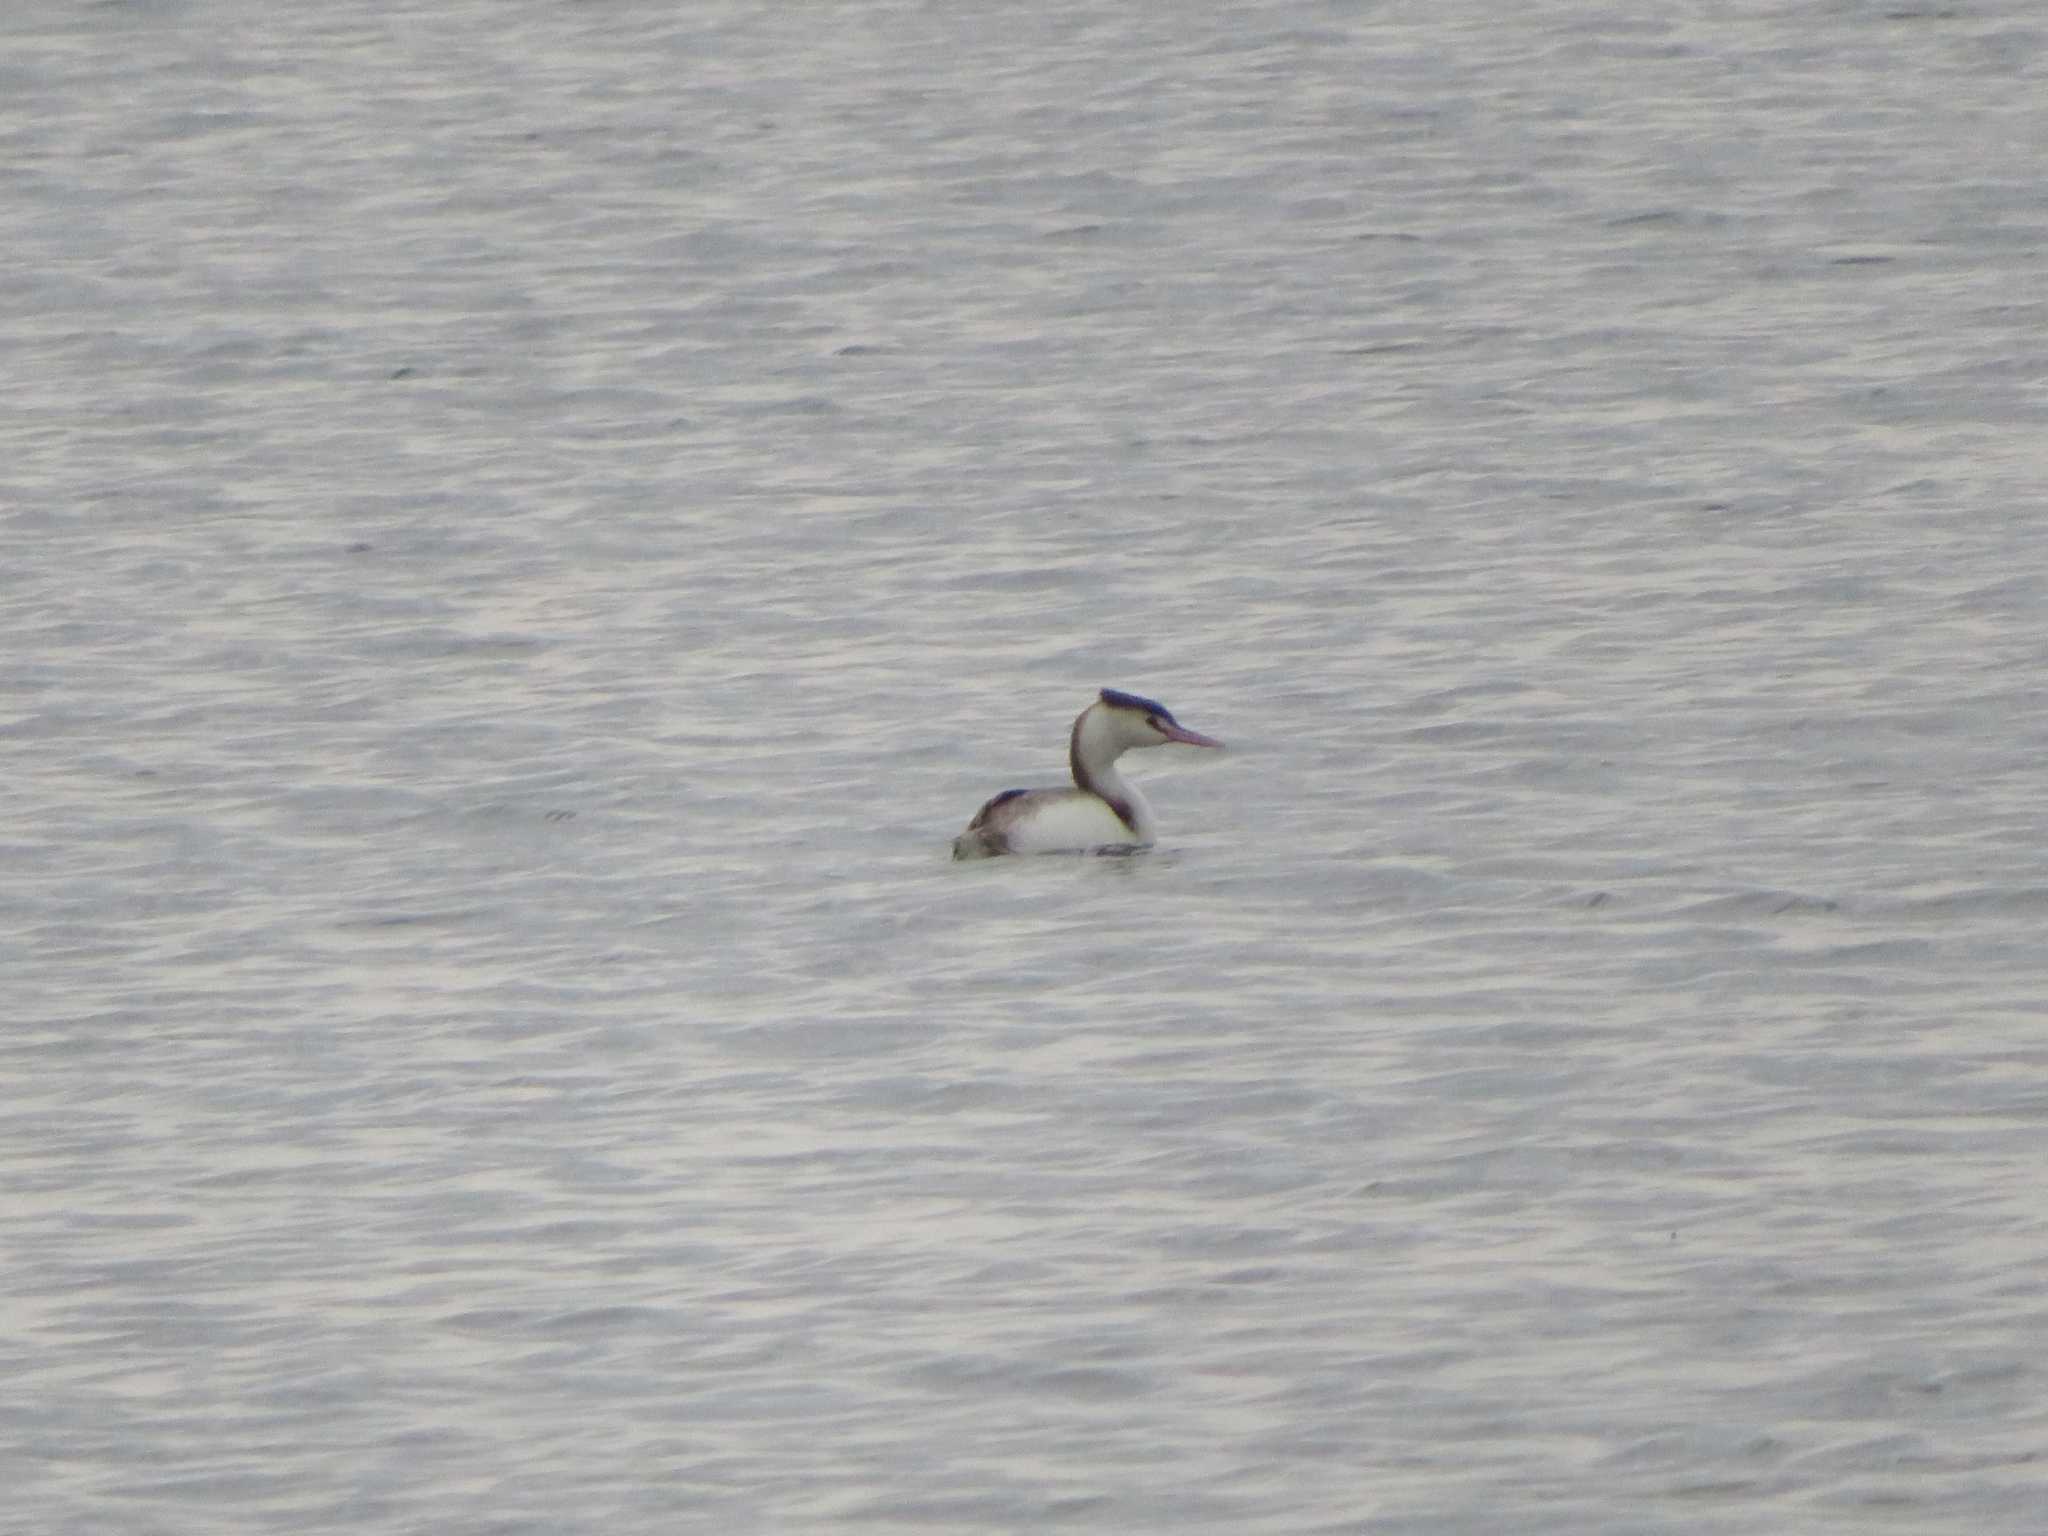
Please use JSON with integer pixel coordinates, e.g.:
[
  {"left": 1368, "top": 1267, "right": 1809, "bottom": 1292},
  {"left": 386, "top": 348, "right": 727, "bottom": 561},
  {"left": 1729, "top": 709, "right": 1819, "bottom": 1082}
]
[{"left": 952, "top": 688, "right": 1223, "bottom": 859}]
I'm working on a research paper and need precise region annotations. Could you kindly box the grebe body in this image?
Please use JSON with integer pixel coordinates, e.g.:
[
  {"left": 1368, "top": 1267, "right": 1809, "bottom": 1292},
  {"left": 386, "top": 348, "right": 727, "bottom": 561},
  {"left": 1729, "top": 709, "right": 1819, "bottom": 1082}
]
[{"left": 952, "top": 688, "right": 1222, "bottom": 859}]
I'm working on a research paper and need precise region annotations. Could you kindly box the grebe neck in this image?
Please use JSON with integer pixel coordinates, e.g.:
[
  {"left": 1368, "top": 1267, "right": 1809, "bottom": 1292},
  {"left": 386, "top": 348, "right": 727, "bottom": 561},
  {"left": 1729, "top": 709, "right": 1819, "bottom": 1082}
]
[{"left": 1068, "top": 705, "right": 1152, "bottom": 837}]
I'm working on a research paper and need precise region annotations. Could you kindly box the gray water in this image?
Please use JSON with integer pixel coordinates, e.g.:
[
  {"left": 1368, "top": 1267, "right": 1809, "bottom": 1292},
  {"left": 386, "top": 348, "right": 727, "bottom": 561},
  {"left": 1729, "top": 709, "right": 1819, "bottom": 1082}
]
[{"left": 6, "top": 2, "right": 2047, "bottom": 1532}]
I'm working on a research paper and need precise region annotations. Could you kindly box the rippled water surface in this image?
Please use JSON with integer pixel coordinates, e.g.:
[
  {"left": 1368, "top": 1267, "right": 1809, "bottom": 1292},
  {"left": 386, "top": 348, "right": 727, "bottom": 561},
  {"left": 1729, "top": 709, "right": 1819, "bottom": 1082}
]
[{"left": 6, "top": 2, "right": 2047, "bottom": 1532}]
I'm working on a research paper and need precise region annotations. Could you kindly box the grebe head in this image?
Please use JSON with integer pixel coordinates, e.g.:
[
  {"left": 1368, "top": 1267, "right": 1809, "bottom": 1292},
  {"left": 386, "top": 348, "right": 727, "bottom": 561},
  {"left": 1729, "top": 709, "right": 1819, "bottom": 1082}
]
[{"left": 1093, "top": 688, "right": 1224, "bottom": 752}]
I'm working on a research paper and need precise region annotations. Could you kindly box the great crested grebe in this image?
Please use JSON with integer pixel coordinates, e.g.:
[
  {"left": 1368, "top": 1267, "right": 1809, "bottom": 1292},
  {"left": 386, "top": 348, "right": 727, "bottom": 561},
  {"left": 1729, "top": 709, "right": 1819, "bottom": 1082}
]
[{"left": 951, "top": 688, "right": 1223, "bottom": 859}]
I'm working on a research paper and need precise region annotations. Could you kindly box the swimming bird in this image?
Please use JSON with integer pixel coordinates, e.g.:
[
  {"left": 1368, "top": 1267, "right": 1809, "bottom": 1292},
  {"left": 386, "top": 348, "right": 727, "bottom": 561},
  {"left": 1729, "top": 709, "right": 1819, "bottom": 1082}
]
[{"left": 952, "top": 688, "right": 1223, "bottom": 859}]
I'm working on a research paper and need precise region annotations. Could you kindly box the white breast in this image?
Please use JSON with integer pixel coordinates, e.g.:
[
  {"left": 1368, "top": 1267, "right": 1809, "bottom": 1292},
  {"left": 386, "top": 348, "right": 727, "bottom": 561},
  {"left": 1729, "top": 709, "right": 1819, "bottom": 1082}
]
[{"left": 1003, "top": 789, "right": 1152, "bottom": 854}]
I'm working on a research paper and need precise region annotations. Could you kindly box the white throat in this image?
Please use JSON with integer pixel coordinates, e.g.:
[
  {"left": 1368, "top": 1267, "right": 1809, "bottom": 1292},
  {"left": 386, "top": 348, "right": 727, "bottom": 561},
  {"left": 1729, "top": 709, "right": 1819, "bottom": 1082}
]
[{"left": 1068, "top": 706, "right": 1156, "bottom": 839}]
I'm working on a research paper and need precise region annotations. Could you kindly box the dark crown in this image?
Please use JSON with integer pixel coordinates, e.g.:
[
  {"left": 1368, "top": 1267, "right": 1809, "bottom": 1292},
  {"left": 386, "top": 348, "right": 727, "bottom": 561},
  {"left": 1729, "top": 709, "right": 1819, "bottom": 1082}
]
[{"left": 1098, "top": 687, "right": 1176, "bottom": 723}]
